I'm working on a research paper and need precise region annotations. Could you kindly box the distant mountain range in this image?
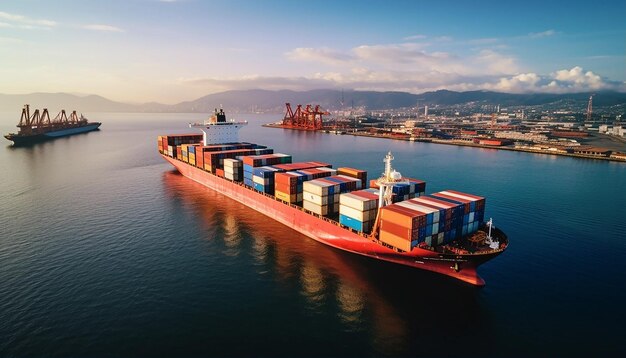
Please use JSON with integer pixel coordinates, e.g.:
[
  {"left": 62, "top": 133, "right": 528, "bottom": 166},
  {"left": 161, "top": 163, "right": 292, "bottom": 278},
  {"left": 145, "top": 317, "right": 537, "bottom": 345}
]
[{"left": 1, "top": 89, "right": 625, "bottom": 113}]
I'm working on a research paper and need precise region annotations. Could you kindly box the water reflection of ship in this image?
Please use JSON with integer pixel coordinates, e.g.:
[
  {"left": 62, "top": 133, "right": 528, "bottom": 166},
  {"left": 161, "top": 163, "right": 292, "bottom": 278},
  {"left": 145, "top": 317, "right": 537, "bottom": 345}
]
[{"left": 162, "top": 170, "right": 492, "bottom": 355}]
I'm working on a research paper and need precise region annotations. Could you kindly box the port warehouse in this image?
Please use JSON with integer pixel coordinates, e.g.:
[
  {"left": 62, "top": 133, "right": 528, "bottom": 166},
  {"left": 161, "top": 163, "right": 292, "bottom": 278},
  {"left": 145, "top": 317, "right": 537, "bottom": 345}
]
[{"left": 159, "top": 134, "right": 487, "bottom": 252}]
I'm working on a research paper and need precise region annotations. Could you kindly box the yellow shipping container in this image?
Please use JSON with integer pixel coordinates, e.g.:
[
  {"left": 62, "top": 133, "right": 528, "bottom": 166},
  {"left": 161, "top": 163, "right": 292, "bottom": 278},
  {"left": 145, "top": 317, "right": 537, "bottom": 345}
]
[{"left": 275, "top": 190, "right": 298, "bottom": 203}]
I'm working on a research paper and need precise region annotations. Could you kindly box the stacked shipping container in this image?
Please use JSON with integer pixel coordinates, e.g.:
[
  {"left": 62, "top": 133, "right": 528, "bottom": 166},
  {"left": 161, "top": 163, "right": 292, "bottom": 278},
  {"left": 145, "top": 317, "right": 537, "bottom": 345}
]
[
  {"left": 378, "top": 190, "right": 486, "bottom": 251},
  {"left": 431, "top": 190, "right": 485, "bottom": 238},
  {"left": 274, "top": 167, "right": 338, "bottom": 204},
  {"left": 369, "top": 178, "right": 426, "bottom": 202},
  {"left": 204, "top": 148, "right": 273, "bottom": 172},
  {"left": 160, "top": 134, "right": 203, "bottom": 158},
  {"left": 339, "top": 189, "right": 379, "bottom": 232},
  {"left": 160, "top": 138, "right": 486, "bottom": 250},
  {"left": 337, "top": 167, "right": 368, "bottom": 189},
  {"left": 303, "top": 178, "right": 340, "bottom": 216},
  {"left": 242, "top": 154, "right": 292, "bottom": 193},
  {"left": 303, "top": 176, "right": 362, "bottom": 216},
  {"left": 223, "top": 158, "right": 243, "bottom": 181}
]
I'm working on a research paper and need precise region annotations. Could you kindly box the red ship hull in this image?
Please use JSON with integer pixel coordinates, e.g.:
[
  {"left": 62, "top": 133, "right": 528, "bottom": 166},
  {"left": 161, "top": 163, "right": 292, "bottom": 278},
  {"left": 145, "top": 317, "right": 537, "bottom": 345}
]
[{"left": 163, "top": 154, "right": 504, "bottom": 286}]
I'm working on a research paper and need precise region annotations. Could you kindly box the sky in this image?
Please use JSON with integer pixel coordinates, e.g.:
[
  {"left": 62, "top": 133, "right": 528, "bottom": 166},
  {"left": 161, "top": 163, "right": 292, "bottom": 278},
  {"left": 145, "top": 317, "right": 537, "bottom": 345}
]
[{"left": 1, "top": 0, "right": 625, "bottom": 104}]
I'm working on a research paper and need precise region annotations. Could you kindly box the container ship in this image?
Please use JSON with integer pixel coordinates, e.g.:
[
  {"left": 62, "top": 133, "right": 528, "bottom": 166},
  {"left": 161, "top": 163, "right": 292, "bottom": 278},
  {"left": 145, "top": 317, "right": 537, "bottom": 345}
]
[
  {"left": 4, "top": 104, "right": 101, "bottom": 145},
  {"left": 158, "top": 109, "right": 508, "bottom": 286}
]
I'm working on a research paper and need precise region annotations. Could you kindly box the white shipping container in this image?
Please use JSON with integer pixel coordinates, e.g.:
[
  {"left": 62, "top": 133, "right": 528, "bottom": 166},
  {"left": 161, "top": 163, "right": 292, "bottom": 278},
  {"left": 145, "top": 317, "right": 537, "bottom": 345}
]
[
  {"left": 303, "top": 191, "right": 330, "bottom": 205},
  {"left": 225, "top": 172, "right": 240, "bottom": 181},
  {"left": 396, "top": 201, "right": 440, "bottom": 223},
  {"left": 316, "top": 167, "right": 337, "bottom": 176},
  {"left": 224, "top": 158, "right": 242, "bottom": 168},
  {"left": 303, "top": 200, "right": 329, "bottom": 216},
  {"left": 252, "top": 175, "right": 272, "bottom": 185},
  {"left": 438, "top": 190, "right": 481, "bottom": 202},
  {"left": 303, "top": 180, "right": 333, "bottom": 196},
  {"left": 339, "top": 193, "right": 374, "bottom": 211},
  {"left": 339, "top": 204, "right": 375, "bottom": 222}
]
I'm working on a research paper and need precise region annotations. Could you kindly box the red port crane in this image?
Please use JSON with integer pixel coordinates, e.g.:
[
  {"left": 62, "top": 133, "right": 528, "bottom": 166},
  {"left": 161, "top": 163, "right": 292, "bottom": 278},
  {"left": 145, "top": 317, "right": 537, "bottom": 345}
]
[{"left": 283, "top": 103, "right": 328, "bottom": 130}]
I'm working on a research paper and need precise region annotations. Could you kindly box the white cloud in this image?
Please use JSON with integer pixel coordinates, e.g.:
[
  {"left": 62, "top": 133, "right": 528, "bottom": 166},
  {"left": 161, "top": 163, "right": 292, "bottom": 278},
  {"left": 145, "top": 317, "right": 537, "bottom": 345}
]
[
  {"left": 286, "top": 42, "right": 517, "bottom": 78},
  {"left": 180, "top": 75, "right": 335, "bottom": 91},
  {"left": 468, "top": 38, "right": 499, "bottom": 45},
  {"left": 0, "top": 36, "right": 24, "bottom": 44},
  {"left": 180, "top": 66, "right": 625, "bottom": 95},
  {"left": 473, "top": 49, "right": 519, "bottom": 74},
  {"left": 81, "top": 24, "right": 124, "bottom": 32},
  {"left": 184, "top": 37, "right": 623, "bottom": 95},
  {"left": 286, "top": 47, "right": 354, "bottom": 65},
  {"left": 491, "top": 72, "right": 541, "bottom": 92},
  {"left": 486, "top": 66, "right": 623, "bottom": 93},
  {"left": 552, "top": 66, "right": 604, "bottom": 89},
  {"left": 403, "top": 34, "right": 427, "bottom": 41},
  {"left": 0, "top": 11, "right": 56, "bottom": 28},
  {"left": 352, "top": 43, "right": 440, "bottom": 65},
  {"left": 527, "top": 29, "right": 557, "bottom": 38}
]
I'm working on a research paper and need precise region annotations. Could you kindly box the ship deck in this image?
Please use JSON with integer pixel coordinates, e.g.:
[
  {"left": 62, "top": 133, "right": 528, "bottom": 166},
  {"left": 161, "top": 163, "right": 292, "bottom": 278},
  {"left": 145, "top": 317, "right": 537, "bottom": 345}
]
[{"left": 161, "top": 152, "right": 508, "bottom": 286}]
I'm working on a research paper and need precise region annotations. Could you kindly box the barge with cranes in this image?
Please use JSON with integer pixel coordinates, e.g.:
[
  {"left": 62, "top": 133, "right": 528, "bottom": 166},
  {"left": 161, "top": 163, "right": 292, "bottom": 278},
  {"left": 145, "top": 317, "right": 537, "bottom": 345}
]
[
  {"left": 158, "top": 108, "right": 508, "bottom": 286},
  {"left": 4, "top": 104, "right": 101, "bottom": 145}
]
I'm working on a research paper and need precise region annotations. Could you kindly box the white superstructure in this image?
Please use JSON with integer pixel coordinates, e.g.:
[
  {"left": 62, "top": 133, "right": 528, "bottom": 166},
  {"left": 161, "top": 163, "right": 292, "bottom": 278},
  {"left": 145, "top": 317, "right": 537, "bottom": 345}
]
[
  {"left": 375, "top": 152, "right": 408, "bottom": 208},
  {"left": 190, "top": 109, "right": 248, "bottom": 145}
]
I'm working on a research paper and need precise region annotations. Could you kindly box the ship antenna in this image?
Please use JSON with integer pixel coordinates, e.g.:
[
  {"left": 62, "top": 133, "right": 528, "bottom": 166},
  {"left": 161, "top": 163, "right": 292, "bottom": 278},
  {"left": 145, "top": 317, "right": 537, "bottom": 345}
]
[
  {"left": 485, "top": 218, "right": 500, "bottom": 249},
  {"left": 374, "top": 151, "right": 408, "bottom": 208},
  {"left": 384, "top": 151, "right": 393, "bottom": 181},
  {"left": 370, "top": 151, "right": 408, "bottom": 237}
]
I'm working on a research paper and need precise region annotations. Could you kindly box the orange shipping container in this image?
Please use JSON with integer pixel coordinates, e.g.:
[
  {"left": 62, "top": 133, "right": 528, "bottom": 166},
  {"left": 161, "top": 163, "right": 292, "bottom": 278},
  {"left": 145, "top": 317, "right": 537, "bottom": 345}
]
[
  {"left": 379, "top": 230, "right": 412, "bottom": 252},
  {"left": 380, "top": 205, "right": 427, "bottom": 228},
  {"left": 380, "top": 220, "right": 417, "bottom": 241},
  {"left": 275, "top": 182, "right": 299, "bottom": 194},
  {"left": 275, "top": 172, "right": 301, "bottom": 186}
]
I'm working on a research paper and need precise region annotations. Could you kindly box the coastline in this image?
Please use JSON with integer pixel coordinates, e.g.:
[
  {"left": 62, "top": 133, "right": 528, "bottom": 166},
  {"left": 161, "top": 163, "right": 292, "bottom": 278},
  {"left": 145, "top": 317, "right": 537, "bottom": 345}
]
[{"left": 263, "top": 123, "right": 626, "bottom": 163}]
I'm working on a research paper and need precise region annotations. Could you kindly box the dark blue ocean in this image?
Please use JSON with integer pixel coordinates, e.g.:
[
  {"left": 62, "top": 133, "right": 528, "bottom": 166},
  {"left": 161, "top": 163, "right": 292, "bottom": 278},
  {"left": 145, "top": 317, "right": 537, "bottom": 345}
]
[{"left": 1, "top": 112, "right": 625, "bottom": 357}]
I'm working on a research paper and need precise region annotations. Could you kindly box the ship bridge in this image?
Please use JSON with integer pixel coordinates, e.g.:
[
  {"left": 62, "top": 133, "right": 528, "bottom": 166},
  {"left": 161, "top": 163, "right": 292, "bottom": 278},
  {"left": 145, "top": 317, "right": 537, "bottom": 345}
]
[{"left": 190, "top": 108, "right": 247, "bottom": 145}]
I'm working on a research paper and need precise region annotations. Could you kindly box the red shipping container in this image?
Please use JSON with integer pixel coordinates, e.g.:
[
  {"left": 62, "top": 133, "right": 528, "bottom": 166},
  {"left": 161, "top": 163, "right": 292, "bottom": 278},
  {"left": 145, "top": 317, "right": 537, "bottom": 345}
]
[
  {"left": 432, "top": 192, "right": 471, "bottom": 214},
  {"left": 196, "top": 151, "right": 204, "bottom": 169}
]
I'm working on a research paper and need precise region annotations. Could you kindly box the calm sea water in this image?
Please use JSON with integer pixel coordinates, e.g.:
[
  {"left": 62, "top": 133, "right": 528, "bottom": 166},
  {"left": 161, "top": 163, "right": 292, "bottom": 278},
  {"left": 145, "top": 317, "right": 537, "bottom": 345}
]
[{"left": 1, "top": 112, "right": 625, "bottom": 357}]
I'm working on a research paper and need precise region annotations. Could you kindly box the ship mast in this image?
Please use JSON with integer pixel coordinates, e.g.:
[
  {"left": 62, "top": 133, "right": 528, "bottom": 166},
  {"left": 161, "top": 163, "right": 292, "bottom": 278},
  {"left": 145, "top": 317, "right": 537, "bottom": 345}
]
[
  {"left": 375, "top": 152, "right": 408, "bottom": 208},
  {"left": 370, "top": 152, "right": 408, "bottom": 238},
  {"left": 485, "top": 218, "right": 500, "bottom": 249}
]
